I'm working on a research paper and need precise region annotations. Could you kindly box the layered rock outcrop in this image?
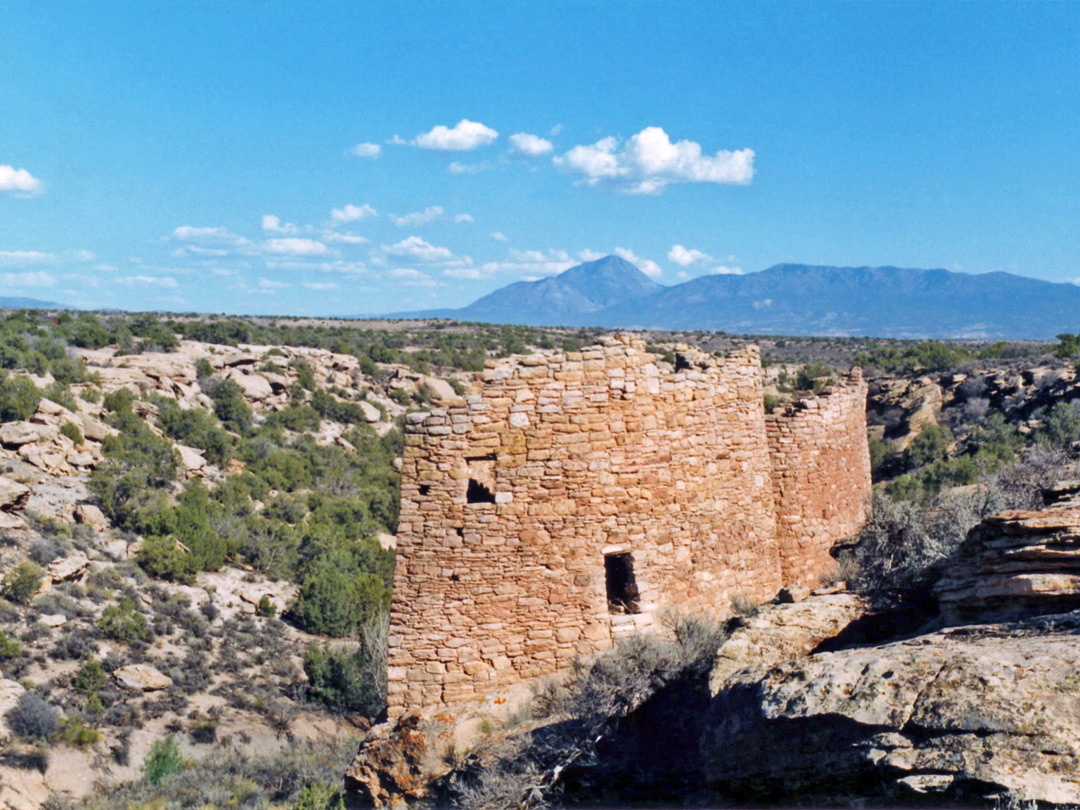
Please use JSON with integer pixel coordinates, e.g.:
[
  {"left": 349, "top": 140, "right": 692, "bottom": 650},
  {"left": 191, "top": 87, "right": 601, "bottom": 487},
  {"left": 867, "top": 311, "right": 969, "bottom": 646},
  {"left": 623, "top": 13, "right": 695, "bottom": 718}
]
[{"left": 936, "top": 490, "right": 1080, "bottom": 625}]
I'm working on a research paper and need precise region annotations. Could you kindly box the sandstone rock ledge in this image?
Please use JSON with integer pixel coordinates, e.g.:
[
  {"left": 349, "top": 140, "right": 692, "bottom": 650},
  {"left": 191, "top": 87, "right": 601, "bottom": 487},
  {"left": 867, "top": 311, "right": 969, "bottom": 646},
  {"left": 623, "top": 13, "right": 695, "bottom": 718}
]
[{"left": 704, "top": 613, "right": 1080, "bottom": 805}]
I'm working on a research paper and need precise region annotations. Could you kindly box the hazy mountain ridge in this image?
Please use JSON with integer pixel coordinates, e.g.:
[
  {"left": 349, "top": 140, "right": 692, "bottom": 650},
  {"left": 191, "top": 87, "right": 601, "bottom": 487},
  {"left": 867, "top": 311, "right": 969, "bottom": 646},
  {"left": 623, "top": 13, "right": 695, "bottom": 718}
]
[
  {"left": 0, "top": 297, "right": 67, "bottom": 310},
  {"left": 392, "top": 258, "right": 1080, "bottom": 339}
]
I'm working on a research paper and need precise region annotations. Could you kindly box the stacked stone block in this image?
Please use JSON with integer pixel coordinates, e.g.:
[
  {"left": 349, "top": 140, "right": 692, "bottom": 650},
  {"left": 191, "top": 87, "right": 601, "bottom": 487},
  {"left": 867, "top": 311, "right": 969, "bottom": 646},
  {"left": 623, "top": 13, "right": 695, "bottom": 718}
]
[
  {"left": 766, "top": 370, "right": 872, "bottom": 587},
  {"left": 386, "top": 335, "right": 870, "bottom": 719}
]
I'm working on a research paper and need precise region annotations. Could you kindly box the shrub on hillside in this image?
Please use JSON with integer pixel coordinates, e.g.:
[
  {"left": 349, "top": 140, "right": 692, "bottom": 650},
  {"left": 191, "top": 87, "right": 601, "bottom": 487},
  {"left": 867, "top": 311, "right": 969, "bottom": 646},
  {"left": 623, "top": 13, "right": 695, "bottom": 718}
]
[
  {"left": 6, "top": 693, "right": 60, "bottom": 740},
  {"left": 97, "top": 598, "right": 149, "bottom": 642},
  {"left": 292, "top": 561, "right": 389, "bottom": 638},
  {"left": 1, "top": 561, "right": 44, "bottom": 605},
  {"left": 142, "top": 736, "right": 185, "bottom": 785},
  {"left": 0, "top": 374, "right": 41, "bottom": 422}
]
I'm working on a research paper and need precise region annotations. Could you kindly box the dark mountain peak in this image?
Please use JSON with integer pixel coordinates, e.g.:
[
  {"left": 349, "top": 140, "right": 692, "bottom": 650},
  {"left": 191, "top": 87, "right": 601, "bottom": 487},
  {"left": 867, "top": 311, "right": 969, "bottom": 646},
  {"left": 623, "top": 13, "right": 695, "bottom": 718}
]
[{"left": 554, "top": 255, "right": 663, "bottom": 307}]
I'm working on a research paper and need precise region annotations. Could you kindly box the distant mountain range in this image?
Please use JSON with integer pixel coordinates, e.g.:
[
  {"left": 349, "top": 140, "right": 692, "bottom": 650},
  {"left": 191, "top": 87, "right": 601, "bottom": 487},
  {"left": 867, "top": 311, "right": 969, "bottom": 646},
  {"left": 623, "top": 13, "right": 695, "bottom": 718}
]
[
  {"left": 391, "top": 256, "right": 1080, "bottom": 340},
  {"left": 0, "top": 297, "right": 67, "bottom": 310}
]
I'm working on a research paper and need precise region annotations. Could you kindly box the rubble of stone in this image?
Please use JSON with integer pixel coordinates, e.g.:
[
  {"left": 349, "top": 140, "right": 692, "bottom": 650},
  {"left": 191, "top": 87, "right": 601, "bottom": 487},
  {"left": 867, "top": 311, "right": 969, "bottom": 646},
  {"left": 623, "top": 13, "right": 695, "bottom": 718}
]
[{"left": 387, "top": 334, "right": 871, "bottom": 719}]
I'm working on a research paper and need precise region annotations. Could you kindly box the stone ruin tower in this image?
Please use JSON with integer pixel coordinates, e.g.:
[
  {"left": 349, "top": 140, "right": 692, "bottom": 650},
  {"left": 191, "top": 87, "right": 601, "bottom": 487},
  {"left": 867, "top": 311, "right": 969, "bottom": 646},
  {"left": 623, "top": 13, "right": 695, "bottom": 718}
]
[{"left": 387, "top": 335, "right": 871, "bottom": 719}]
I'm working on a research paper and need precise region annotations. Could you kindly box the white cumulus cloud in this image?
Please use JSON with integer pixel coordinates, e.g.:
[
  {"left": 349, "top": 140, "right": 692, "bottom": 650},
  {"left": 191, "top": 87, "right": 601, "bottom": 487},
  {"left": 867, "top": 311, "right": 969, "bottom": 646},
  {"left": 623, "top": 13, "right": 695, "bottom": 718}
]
[
  {"left": 578, "top": 249, "right": 605, "bottom": 261},
  {"left": 258, "top": 278, "right": 290, "bottom": 291},
  {"left": 349, "top": 142, "right": 381, "bottom": 158},
  {"left": 554, "top": 127, "right": 754, "bottom": 194},
  {"left": 264, "top": 238, "right": 330, "bottom": 256},
  {"left": 668, "top": 244, "right": 712, "bottom": 266},
  {"left": 330, "top": 203, "right": 377, "bottom": 224},
  {"left": 171, "top": 226, "right": 250, "bottom": 250},
  {"left": 383, "top": 236, "right": 455, "bottom": 263},
  {"left": 453, "top": 213, "right": 474, "bottom": 224},
  {"left": 303, "top": 281, "right": 339, "bottom": 291},
  {"left": 491, "top": 231, "right": 508, "bottom": 242},
  {"left": 508, "top": 132, "right": 554, "bottom": 157},
  {"left": 391, "top": 206, "right": 444, "bottom": 228},
  {"left": 411, "top": 119, "right": 498, "bottom": 151},
  {"left": 0, "top": 165, "right": 44, "bottom": 196},
  {"left": 614, "top": 247, "right": 662, "bottom": 279}
]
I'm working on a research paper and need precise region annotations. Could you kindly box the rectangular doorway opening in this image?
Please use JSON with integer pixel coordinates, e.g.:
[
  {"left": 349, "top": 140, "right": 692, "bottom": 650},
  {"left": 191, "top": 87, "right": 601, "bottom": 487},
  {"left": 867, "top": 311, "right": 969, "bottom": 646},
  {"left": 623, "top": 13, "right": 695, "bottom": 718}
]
[{"left": 604, "top": 552, "right": 640, "bottom": 614}]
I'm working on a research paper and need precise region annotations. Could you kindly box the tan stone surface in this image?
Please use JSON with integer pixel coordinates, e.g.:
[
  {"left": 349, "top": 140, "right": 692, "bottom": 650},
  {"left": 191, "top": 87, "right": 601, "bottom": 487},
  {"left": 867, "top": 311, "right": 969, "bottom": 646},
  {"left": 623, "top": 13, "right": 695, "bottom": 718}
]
[
  {"left": 114, "top": 664, "right": 172, "bottom": 691},
  {"left": 387, "top": 335, "right": 871, "bottom": 718}
]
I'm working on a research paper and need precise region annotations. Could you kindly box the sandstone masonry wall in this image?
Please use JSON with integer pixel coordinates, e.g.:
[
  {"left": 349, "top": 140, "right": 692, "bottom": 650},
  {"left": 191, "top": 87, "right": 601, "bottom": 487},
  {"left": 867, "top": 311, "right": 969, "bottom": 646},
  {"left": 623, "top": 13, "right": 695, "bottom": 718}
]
[
  {"left": 386, "top": 336, "right": 870, "bottom": 720},
  {"left": 765, "top": 372, "right": 872, "bottom": 587}
]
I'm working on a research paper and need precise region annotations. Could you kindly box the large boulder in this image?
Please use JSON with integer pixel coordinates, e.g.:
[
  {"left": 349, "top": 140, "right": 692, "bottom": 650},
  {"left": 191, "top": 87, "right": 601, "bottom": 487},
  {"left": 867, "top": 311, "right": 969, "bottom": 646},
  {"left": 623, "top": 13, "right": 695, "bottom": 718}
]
[
  {"left": 113, "top": 664, "right": 172, "bottom": 692},
  {"left": 709, "top": 593, "right": 866, "bottom": 691},
  {"left": 703, "top": 614, "right": 1080, "bottom": 805},
  {"left": 47, "top": 551, "right": 89, "bottom": 582},
  {"left": 74, "top": 504, "right": 108, "bottom": 532}
]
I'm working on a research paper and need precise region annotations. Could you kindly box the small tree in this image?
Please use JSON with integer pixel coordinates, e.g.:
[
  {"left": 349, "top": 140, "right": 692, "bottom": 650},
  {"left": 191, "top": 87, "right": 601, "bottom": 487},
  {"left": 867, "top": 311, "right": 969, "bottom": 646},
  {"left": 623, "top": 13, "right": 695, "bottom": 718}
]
[
  {"left": 143, "top": 736, "right": 185, "bottom": 785},
  {"left": 1, "top": 561, "right": 44, "bottom": 604}
]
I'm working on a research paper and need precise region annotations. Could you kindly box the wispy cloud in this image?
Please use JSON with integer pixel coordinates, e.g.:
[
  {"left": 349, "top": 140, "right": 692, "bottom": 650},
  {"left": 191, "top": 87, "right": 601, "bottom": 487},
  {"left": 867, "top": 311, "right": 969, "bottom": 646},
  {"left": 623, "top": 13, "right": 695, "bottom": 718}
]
[
  {"left": 0, "top": 250, "right": 58, "bottom": 265},
  {"left": 119, "top": 275, "right": 180, "bottom": 288},
  {"left": 383, "top": 236, "right": 455, "bottom": 262},
  {"left": 303, "top": 281, "right": 339, "bottom": 291},
  {"left": 1, "top": 271, "right": 55, "bottom": 287},
  {"left": 391, "top": 206, "right": 444, "bottom": 227},
  {"left": 555, "top": 127, "right": 754, "bottom": 194},
  {"left": 491, "top": 231, "right": 509, "bottom": 242},
  {"left": 0, "top": 165, "right": 44, "bottom": 197},
  {"left": 481, "top": 248, "right": 575, "bottom": 278},
  {"left": 348, "top": 142, "right": 381, "bottom": 158},
  {"left": 330, "top": 203, "right": 377, "bottom": 224},
  {"left": 388, "top": 267, "right": 441, "bottom": 287}
]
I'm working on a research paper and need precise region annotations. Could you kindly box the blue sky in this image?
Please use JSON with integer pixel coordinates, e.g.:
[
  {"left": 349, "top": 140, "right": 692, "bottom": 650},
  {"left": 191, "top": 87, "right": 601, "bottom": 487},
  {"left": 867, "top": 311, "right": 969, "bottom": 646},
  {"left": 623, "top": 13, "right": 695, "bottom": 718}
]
[{"left": 2, "top": 1, "right": 1080, "bottom": 315}]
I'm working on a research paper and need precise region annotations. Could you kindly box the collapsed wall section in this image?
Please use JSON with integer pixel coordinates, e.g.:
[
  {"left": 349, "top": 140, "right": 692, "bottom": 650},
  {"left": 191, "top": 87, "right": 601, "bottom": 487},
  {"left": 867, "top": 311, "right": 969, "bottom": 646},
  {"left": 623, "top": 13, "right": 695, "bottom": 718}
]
[
  {"left": 386, "top": 336, "right": 781, "bottom": 719},
  {"left": 765, "top": 370, "right": 872, "bottom": 587}
]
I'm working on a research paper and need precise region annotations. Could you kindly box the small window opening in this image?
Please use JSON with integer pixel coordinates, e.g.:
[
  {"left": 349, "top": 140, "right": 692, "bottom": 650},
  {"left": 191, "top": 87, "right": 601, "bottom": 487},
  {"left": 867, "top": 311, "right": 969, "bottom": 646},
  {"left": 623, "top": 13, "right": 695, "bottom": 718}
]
[
  {"left": 467, "top": 478, "right": 495, "bottom": 504},
  {"left": 465, "top": 454, "right": 497, "bottom": 504},
  {"left": 419, "top": 484, "right": 431, "bottom": 496},
  {"left": 674, "top": 353, "right": 691, "bottom": 372},
  {"left": 605, "top": 552, "right": 640, "bottom": 614},
  {"left": 450, "top": 574, "right": 460, "bottom": 582}
]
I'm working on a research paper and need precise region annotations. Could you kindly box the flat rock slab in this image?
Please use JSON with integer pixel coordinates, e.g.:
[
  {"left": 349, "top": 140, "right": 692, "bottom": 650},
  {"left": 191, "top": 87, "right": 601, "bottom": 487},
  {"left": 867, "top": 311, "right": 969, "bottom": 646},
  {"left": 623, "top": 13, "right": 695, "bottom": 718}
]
[{"left": 114, "top": 664, "right": 172, "bottom": 691}]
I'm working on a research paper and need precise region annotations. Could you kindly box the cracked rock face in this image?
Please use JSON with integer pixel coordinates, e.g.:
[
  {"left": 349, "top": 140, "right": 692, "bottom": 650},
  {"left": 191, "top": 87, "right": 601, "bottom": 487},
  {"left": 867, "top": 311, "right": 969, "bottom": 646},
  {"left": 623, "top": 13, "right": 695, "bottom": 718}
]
[{"left": 704, "top": 614, "right": 1080, "bottom": 804}]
